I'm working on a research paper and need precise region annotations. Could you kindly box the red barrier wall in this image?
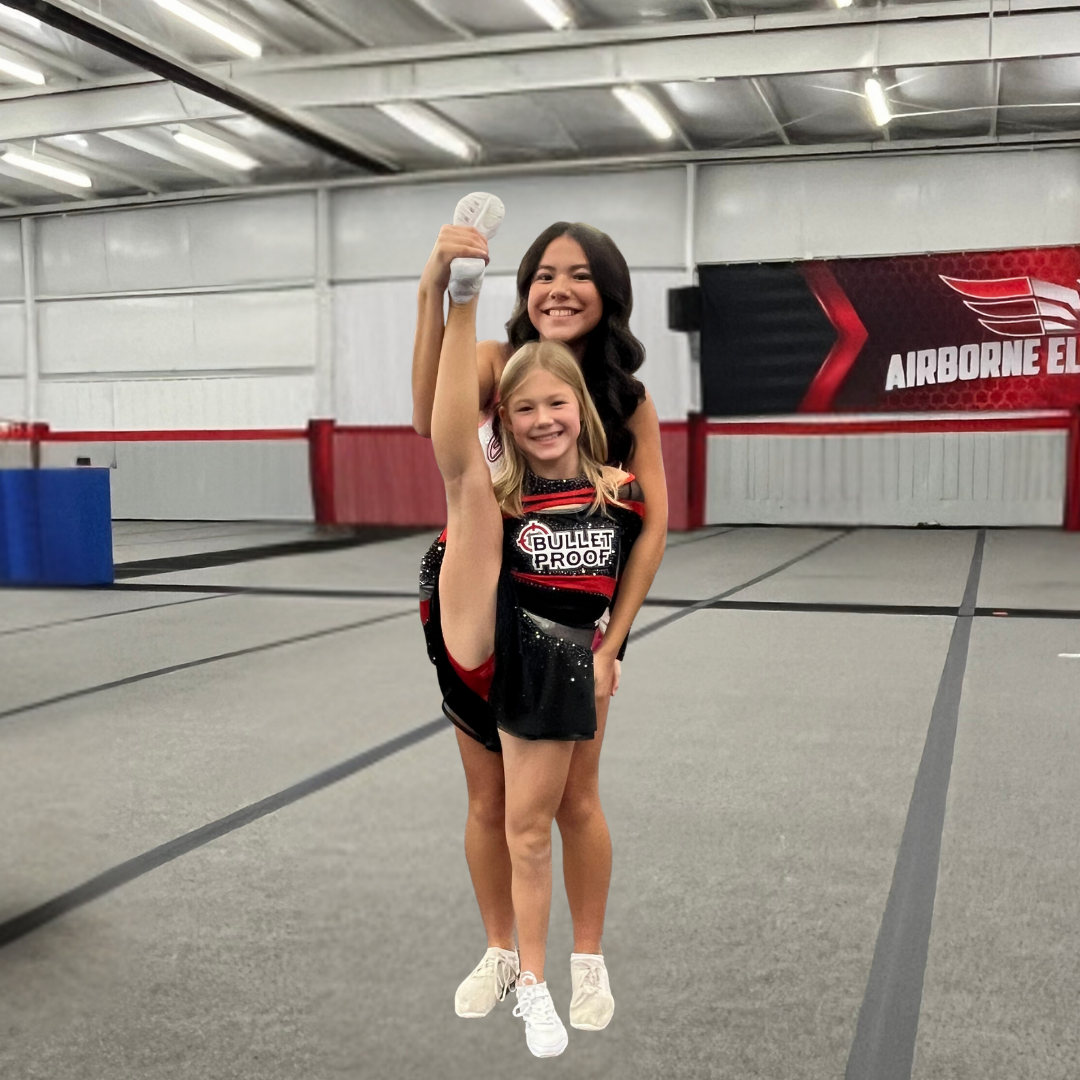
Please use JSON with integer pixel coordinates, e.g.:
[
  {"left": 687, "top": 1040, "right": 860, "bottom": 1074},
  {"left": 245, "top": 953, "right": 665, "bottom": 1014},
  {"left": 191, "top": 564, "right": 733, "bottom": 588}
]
[{"left": 332, "top": 425, "right": 446, "bottom": 528}]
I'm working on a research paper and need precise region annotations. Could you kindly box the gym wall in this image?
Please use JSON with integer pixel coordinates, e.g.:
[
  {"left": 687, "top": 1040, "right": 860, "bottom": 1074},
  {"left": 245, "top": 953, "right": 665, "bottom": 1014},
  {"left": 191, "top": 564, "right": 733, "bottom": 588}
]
[{"left": 6, "top": 146, "right": 1080, "bottom": 523}]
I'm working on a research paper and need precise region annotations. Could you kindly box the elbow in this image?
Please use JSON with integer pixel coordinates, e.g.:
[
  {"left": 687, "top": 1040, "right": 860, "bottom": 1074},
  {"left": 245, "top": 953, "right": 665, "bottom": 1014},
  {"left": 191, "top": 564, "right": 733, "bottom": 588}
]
[{"left": 412, "top": 412, "right": 432, "bottom": 439}]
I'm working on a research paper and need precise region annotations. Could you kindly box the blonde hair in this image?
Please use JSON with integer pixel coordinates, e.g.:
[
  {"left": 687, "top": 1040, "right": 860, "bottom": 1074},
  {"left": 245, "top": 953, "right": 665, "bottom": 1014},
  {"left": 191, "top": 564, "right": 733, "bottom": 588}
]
[{"left": 493, "top": 340, "right": 626, "bottom": 517}]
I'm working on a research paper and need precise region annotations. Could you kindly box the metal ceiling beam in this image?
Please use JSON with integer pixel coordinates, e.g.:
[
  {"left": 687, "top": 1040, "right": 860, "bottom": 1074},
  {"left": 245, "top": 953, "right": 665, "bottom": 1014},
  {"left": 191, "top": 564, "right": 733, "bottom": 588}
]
[
  {"left": 749, "top": 77, "right": 790, "bottom": 145},
  {"left": 0, "top": 0, "right": 397, "bottom": 173},
  {"left": 277, "top": 0, "right": 374, "bottom": 48},
  {"left": 989, "top": 61, "right": 1002, "bottom": 137},
  {"left": 214, "top": 5, "right": 1080, "bottom": 108},
  {"left": 0, "top": 26, "right": 96, "bottom": 80},
  {"left": 226, "top": 0, "right": 1080, "bottom": 73},
  {"left": 6, "top": 124, "right": 1080, "bottom": 220}
]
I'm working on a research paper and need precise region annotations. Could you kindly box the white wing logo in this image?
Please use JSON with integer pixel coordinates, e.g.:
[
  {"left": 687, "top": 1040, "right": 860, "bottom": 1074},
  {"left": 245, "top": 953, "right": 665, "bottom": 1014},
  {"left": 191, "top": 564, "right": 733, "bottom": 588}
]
[{"left": 941, "top": 275, "right": 1080, "bottom": 338}]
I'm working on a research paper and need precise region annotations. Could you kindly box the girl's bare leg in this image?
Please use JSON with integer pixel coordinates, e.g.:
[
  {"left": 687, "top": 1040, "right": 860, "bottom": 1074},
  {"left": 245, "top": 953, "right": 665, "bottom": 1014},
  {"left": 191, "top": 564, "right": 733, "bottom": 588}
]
[
  {"left": 455, "top": 728, "right": 515, "bottom": 950},
  {"left": 501, "top": 734, "right": 576, "bottom": 982},
  {"left": 556, "top": 693, "right": 612, "bottom": 955}
]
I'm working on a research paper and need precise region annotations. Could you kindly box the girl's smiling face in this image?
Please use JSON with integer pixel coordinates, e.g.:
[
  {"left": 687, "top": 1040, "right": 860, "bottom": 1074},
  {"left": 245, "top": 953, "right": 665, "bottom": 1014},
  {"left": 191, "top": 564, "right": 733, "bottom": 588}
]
[
  {"left": 502, "top": 367, "right": 582, "bottom": 475},
  {"left": 527, "top": 235, "right": 603, "bottom": 348}
]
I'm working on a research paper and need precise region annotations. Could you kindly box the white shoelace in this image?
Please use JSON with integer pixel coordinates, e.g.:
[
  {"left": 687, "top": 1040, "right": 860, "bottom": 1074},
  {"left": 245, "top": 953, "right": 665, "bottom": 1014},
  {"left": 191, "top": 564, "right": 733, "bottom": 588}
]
[
  {"left": 513, "top": 979, "right": 558, "bottom": 1025},
  {"left": 473, "top": 950, "right": 517, "bottom": 1002},
  {"left": 575, "top": 962, "right": 605, "bottom": 995}
]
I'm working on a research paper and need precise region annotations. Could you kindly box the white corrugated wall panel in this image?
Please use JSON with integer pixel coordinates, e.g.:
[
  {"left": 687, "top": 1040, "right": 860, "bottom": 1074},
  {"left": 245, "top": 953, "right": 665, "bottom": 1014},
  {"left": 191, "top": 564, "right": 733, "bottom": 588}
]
[
  {"left": 0, "top": 220, "right": 23, "bottom": 299},
  {"left": 0, "top": 376, "right": 24, "bottom": 420},
  {"left": 333, "top": 269, "right": 692, "bottom": 425},
  {"left": 628, "top": 269, "right": 694, "bottom": 421},
  {"left": 0, "top": 303, "right": 24, "bottom": 376},
  {"left": 35, "top": 194, "right": 317, "bottom": 295},
  {"left": 40, "top": 374, "right": 315, "bottom": 430},
  {"left": 38, "top": 290, "right": 317, "bottom": 374},
  {"left": 706, "top": 431, "right": 1068, "bottom": 526},
  {"left": 695, "top": 149, "right": 1080, "bottom": 263},
  {"left": 110, "top": 441, "right": 313, "bottom": 520},
  {"left": 332, "top": 168, "right": 688, "bottom": 281},
  {"left": 334, "top": 278, "right": 428, "bottom": 426}
]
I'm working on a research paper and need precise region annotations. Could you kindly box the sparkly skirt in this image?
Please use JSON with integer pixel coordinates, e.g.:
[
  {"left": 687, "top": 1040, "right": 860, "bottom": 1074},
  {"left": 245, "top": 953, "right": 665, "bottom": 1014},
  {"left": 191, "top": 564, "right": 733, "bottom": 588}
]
[{"left": 419, "top": 534, "right": 598, "bottom": 748}]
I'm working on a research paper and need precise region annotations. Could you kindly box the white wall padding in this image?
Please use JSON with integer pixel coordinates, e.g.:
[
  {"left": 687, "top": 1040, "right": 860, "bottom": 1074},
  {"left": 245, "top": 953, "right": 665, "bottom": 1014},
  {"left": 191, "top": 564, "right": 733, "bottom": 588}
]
[
  {"left": 0, "top": 303, "right": 24, "bottom": 376},
  {"left": 628, "top": 269, "right": 694, "bottom": 421},
  {"left": 332, "top": 168, "right": 688, "bottom": 281},
  {"left": 705, "top": 431, "right": 1069, "bottom": 526},
  {"left": 38, "top": 440, "right": 313, "bottom": 520},
  {"left": 35, "top": 193, "right": 317, "bottom": 295},
  {"left": 40, "top": 374, "right": 316, "bottom": 431},
  {"left": 38, "top": 289, "right": 317, "bottom": 375},
  {"left": 333, "top": 269, "right": 693, "bottom": 425},
  {"left": 695, "top": 149, "right": 1080, "bottom": 264},
  {"left": 0, "top": 376, "right": 24, "bottom": 420},
  {"left": 0, "top": 221, "right": 22, "bottom": 299}
]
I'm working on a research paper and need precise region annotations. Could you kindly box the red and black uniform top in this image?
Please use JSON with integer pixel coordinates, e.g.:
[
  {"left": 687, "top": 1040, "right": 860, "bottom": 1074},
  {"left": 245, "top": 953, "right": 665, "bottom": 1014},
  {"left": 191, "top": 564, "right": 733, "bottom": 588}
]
[
  {"left": 488, "top": 470, "right": 644, "bottom": 744},
  {"left": 419, "top": 470, "right": 645, "bottom": 751}
]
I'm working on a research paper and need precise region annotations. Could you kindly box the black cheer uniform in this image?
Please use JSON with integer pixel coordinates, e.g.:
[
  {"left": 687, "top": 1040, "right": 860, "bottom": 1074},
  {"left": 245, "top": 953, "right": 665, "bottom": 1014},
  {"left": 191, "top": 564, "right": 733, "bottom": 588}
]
[{"left": 419, "top": 471, "right": 644, "bottom": 752}]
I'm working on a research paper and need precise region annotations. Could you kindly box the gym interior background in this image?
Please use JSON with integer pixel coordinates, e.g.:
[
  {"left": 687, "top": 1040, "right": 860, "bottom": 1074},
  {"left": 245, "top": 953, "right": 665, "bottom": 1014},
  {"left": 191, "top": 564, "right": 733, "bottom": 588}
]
[{"left": 1, "top": 2, "right": 1079, "bottom": 1078}]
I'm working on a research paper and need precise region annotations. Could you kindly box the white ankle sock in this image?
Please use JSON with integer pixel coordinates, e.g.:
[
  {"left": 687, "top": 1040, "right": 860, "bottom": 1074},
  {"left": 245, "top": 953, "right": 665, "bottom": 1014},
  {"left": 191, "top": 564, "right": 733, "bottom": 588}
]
[
  {"left": 449, "top": 257, "right": 486, "bottom": 305},
  {"left": 448, "top": 191, "right": 504, "bottom": 305}
]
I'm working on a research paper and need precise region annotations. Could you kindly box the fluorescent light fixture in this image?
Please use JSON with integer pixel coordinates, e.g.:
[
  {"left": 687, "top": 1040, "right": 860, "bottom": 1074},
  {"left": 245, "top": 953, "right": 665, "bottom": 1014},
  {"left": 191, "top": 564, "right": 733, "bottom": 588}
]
[
  {"left": 833, "top": 0, "right": 853, "bottom": 7},
  {"left": 864, "top": 77, "right": 891, "bottom": 126},
  {"left": 521, "top": 0, "right": 574, "bottom": 30},
  {"left": 152, "top": 0, "right": 261, "bottom": 58},
  {"left": 0, "top": 54, "right": 44, "bottom": 84},
  {"left": 612, "top": 85, "right": 674, "bottom": 141},
  {"left": 1, "top": 150, "right": 92, "bottom": 188},
  {"left": 0, "top": 5, "right": 40, "bottom": 28},
  {"left": 60, "top": 134, "right": 89, "bottom": 148},
  {"left": 377, "top": 102, "right": 478, "bottom": 160},
  {"left": 173, "top": 130, "right": 260, "bottom": 170}
]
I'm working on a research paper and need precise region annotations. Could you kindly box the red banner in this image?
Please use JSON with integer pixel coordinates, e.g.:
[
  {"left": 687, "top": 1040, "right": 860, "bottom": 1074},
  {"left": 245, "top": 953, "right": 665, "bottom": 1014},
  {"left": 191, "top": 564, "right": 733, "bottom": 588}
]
[{"left": 805, "top": 246, "right": 1080, "bottom": 412}]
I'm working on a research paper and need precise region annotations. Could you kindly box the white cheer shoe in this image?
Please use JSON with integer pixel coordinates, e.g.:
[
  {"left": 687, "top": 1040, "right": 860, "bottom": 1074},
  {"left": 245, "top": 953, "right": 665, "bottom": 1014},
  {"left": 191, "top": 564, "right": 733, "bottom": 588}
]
[{"left": 449, "top": 191, "right": 505, "bottom": 305}]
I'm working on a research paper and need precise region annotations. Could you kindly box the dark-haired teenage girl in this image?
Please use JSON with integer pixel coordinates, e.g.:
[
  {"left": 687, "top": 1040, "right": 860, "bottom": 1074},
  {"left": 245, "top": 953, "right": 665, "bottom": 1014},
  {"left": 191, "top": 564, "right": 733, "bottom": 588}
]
[{"left": 412, "top": 207, "right": 668, "bottom": 1030}]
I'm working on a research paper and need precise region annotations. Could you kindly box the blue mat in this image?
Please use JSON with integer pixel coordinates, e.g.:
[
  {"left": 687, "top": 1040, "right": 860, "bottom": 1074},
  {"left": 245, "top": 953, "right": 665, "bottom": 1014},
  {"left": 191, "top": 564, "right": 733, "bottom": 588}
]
[{"left": 0, "top": 469, "right": 113, "bottom": 586}]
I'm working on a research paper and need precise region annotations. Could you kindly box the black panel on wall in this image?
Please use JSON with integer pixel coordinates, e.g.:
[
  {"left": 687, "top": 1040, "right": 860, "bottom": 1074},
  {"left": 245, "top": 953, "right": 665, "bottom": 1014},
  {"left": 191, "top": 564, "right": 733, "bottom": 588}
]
[{"left": 698, "top": 264, "right": 837, "bottom": 416}]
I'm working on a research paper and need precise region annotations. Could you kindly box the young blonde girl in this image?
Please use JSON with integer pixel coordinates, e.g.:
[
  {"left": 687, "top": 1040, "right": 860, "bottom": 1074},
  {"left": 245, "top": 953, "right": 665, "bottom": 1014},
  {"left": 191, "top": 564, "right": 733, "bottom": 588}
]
[{"left": 429, "top": 274, "right": 644, "bottom": 1058}]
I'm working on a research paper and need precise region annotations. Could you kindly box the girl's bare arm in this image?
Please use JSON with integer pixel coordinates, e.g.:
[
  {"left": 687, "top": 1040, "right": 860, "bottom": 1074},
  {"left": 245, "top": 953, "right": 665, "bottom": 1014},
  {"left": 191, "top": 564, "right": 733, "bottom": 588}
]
[
  {"left": 595, "top": 391, "right": 669, "bottom": 685},
  {"left": 412, "top": 225, "right": 501, "bottom": 437}
]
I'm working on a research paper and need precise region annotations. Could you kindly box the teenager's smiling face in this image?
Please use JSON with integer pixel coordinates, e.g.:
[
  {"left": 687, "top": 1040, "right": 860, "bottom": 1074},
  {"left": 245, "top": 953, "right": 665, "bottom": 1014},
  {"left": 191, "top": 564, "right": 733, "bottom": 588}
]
[
  {"left": 502, "top": 367, "right": 582, "bottom": 473},
  {"left": 527, "top": 235, "right": 603, "bottom": 348}
]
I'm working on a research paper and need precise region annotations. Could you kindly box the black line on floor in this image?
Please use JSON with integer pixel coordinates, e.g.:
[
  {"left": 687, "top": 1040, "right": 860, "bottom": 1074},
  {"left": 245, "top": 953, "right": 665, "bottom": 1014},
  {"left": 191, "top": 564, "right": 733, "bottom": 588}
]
[
  {"left": 0, "top": 594, "right": 227, "bottom": 638},
  {"left": 114, "top": 527, "right": 428, "bottom": 578},
  {"left": 110, "top": 582, "right": 418, "bottom": 601},
  {"left": 665, "top": 526, "right": 738, "bottom": 547},
  {"left": 0, "top": 607, "right": 414, "bottom": 722},
  {"left": 630, "top": 529, "right": 854, "bottom": 642},
  {"left": 844, "top": 528, "right": 985, "bottom": 1080},
  {"left": 703, "top": 599, "right": 955, "bottom": 617},
  {"left": 973, "top": 605, "right": 1080, "bottom": 620},
  {"left": 0, "top": 718, "right": 448, "bottom": 950}
]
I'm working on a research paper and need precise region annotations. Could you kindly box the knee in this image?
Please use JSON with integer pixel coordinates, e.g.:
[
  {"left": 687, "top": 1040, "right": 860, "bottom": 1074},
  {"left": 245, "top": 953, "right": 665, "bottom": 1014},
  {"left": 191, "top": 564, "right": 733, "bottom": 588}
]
[
  {"left": 467, "top": 789, "right": 506, "bottom": 832},
  {"left": 505, "top": 819, "right": 552, "bottom": 865},
  {"left": 555, "top": 787, "right": 602, "bottom": 831}
]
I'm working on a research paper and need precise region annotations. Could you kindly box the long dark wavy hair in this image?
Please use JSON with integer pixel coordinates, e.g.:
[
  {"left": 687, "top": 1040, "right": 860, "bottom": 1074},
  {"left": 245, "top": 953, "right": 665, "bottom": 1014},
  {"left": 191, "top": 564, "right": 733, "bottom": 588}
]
[{"left": 504, "top": 222, "right": 646, "bottom": 466}]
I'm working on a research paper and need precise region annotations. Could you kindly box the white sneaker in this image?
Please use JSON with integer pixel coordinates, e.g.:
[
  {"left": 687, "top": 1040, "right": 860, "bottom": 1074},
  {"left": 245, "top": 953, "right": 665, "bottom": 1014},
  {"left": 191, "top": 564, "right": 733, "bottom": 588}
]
[
  {"left": 455, "top": 946, "right": 519, "bottom": 1018},
  {"left": 454, "top": 191, "right": 505, "bottom": 240},
  {"left": 512, "top": 972, "right": 568, "bottom": 1058},
  {"left": 448, "top": 191, "right": 504, "bottom": 305},
  {"left": 569, "top": 953, "right": 614, "bottom": 1030}
]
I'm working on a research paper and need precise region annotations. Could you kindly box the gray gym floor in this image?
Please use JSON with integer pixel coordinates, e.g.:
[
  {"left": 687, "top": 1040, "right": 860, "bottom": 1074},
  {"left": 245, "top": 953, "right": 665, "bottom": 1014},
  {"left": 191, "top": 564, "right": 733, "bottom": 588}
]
[{"left": 1, "top": 524, "right": 1077, "bottom": 1079}]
